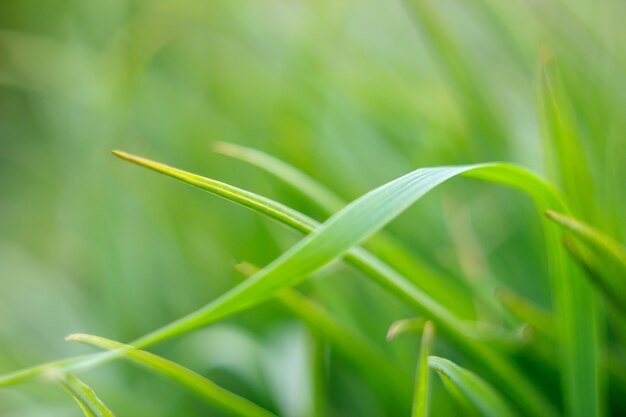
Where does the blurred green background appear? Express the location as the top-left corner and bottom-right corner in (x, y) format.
(1, 0), (625, 416)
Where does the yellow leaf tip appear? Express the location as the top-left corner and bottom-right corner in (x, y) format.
(386, 325), (399, 341)
(386, 317), (426, 341)
(112, 150), (139, 164)
(544, 209), (560, 220)
(212, 141), (240, 156)
(111, 150), (149, 166)
(65, 333), (86, 342)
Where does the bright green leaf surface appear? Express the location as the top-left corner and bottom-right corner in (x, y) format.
(57, 372), (115, 417)
(429, 356), (518, 417)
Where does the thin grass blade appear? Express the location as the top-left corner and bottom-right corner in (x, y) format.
(413, 321), (435, 417)
(215, 141), (477, 318)
(547, 210), (626, 315)
(429, 356), (518, 417)
(546, 210), (626, 268)
(112, 150), (476, 347)
(66, 334), (276, 417)
(109, 151), (578, 417)
(57, 372), (115, 417)
(0, 150), (587, 417)
(214, 141), (345, 213)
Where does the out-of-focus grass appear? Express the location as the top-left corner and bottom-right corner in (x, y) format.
(0, 0), (625, 416)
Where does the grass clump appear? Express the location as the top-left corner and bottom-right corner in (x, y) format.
(0, 1), (625, 416)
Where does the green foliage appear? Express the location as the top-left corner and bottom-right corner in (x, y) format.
(547, 210), (626, 314)
(0, 150), (585, 417)
(216, 141), (476, 319)
(1, 1), (625, 416)
(429, 357), (518, 417)
(67, 334), (276, 417)
(57, 372), (115, 417)
(414, 322), (435, 417)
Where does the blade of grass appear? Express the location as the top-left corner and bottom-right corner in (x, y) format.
(73, 400), (98, 417)
(214, 141), (345, 213)
(214, 141), (477, 319)
(210, 150), (595, 416)
(1, 151), (585, 417)
(387, 318), (427, 341)
(56, 372), (115, 417)
(108, 151), (568, 417)
(546, 210), (626, 269)
(384, 318), (437, 416)
(111, 150), (477, 348)
(414, 321), (435, 417)
(429, 356), (518, 417)
(547, 210), (626, 316)
(66, 334), (276, 417)
(561, 237), (626, 316)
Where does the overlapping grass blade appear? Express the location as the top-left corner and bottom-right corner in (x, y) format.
(166, 148), (598, 417)
(57, 372), (115, 417)
(214, 141), (345, 213)
(413, 322), (435, 417)
(546, 210), (626, 269)
(429, 356), (518, 417)
(66, 334), (276, 417)
(547, 210), (626, 313)
(110, 151), (571, 417)
(111, 150), (478, 348)
(1, 151), (589, 417)
(214, 141), (476, 318)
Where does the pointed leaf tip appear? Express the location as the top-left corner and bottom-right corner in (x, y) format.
(66, 334), (84, 342)
(111, 150), (146, 165)
(212, 141), (240, 155)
